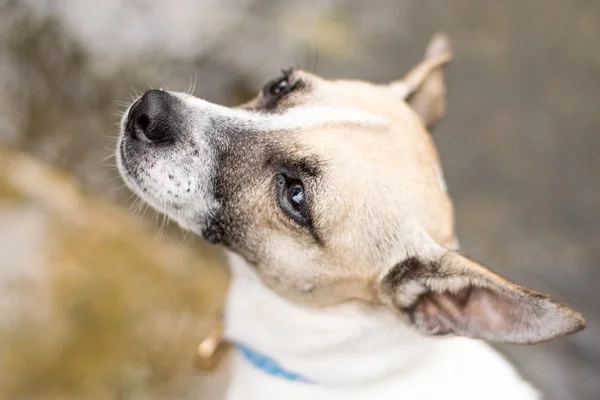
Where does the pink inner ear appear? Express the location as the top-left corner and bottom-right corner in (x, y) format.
(411, 287), (526, 339)
(384, 253), (585, 343)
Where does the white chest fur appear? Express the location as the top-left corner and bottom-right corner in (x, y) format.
(223, 252), (540, 400)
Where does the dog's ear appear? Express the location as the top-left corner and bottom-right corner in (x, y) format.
(390, 33), (452, 129)
(379, 250), (586, 344)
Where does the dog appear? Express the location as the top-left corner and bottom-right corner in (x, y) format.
(116, 34), (586, 399)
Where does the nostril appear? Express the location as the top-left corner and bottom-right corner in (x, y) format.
(136, 114), (149, 131)
(128, 112), (151, 143)
(133, 114), (151, 142)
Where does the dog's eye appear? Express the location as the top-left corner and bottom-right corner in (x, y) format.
(287, 182), (305, 211)
(276, 173), (309, 226)
(263, 69), (297, 99)
(267, 78), (290, 97)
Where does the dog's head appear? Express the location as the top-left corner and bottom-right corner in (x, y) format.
(117, 34), (585, 344)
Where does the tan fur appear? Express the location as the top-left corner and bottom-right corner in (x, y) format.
(234, 43), (455, 306)
(391, 33), (452, 127)
(117, 34), (585, 343)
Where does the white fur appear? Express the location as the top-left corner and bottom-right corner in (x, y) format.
(224, 252), (540, 400)
(173, 92), (389, 132)
(389, 81), (411, 100)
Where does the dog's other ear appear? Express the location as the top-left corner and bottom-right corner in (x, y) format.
(379, 250), (586, 344)
(390, 33), (452, 129)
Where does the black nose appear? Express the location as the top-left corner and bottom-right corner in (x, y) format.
(126, 90), (177, 143)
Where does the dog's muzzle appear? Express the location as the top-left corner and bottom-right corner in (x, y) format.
(117, 89), (221, 236)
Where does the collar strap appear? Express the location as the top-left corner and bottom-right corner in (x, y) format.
(235, 343), (314, 384)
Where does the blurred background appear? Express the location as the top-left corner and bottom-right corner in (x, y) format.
(0, 0), (598, 399)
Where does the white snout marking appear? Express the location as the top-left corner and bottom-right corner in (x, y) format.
(174, 92), (389, 132)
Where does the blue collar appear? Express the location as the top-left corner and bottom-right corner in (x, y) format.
(235, 343), (314, 384)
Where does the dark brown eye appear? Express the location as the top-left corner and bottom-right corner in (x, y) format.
(276, 173), (309, 226)
(263, 69), (297, 100)
(287, 182), (305, 211)
(268, 78), (289, 97)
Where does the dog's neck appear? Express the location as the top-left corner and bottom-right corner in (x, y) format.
(223, 252), (448, 386)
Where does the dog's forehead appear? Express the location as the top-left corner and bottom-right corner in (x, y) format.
(273, 73), (455, 252)
(288, 73), (442, 185)
(295, 71), (413, 117)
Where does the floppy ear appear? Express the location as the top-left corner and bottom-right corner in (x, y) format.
(379, 251), (586, 344)
(390, 33), (452, 129)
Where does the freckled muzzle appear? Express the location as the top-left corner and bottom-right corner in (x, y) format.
(117, 90), (222, 236)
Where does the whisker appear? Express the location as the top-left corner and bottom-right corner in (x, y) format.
(154, 212), (167, 242)
(157, 78), (168, 92)
(135, 196), (146, 214)
(185, 76), (192, 95)
(179, 227), (190, 245)
(312, 43), (319, 74)
(128, 195), (144, 217)
(114, 99), (132, 107)
(190, 73), (198, 95)
(128, 198), (140, 213)
(305, 42), (311, 73)
(101, 153), (116, 162)
(125, 191), (137, 203)
(109, 174), (125, 182)
(140, 203), (151, 219)
(108, 183), (128, 193)
(163, 215), (171, 240)
(130, 87), (141, 99)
